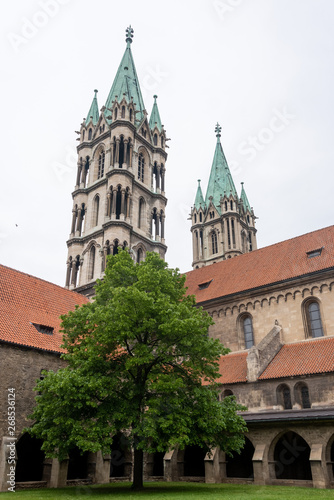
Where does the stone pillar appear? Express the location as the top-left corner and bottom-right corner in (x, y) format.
(204, 447), (223, 483)
(161, 168), (165, 192)
(126, 193), (131, 220)
(76, 163), (82, 187)
(112, 189), (117, 215)
(120, 189), (126, 217)
(310, 444), (330, 489)
(164, 449), (179, 482)
(123, 139), (128, 169)
(129, 143), (133, 169)
(65, 260), (72, 287)
(115, 139), (120, 167)
(71, 209), (77, 235)
(107, 192), (112, 217)
(155, 214), (159, 237)
(253, 443), (267, 485)
(161, 215), (165, 239)
(94, 452), (111, 484)
(49, 458), (68, 488)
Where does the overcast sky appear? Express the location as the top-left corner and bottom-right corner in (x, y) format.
(1, 0), (334, 286)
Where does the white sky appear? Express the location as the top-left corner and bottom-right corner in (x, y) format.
(1, 0), (334, 286)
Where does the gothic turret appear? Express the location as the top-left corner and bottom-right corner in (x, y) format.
(65, 27), (168, 298)
(190, 124), (257, 269)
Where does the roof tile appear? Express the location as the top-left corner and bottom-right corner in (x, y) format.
(0, 265), (89, 353)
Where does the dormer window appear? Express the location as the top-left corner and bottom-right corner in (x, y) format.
(198, 279), (213, 290)
(32, 323), (54, 335)
(306, 247), (323, 258)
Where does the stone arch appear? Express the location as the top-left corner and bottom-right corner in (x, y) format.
(226, 436), (254, 479)
(269, 296), (276, 305)
(67, 447), (90, 480)
(325, 434), (334, 482)
(320, 284), (329, 293)
(261, 298), (269, 308)
(110, 433), (131, 478)
(253, 300), (261, 310)
(302, 287), (311, 298)
(92, 193), (100, 227)
(329, 281), (334, 291)
(231, 305), (238, 315)
(218, 308), (225, 317)
(180, 444), (209, 477)
(271, 431), (311, 480)
(284, 292), (292, 302)
(246, 301), (253, 311)
(311, 285), (320, 296)
(294, 290), (302, 300)
(146, 451), (165, 477)
(16, 433), (45, 482)
(239, 303), (246, 313)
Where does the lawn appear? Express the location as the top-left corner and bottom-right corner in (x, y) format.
(1, 483), (334, 499)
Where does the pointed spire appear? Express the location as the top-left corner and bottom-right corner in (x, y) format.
(205, 123), (238, 211)
(194, 179), (205, 210)
(104, 26), (146, 126)
(86, 89), (99, 126)
(240, 182), (252, 212)
(149, 95), (162, 132)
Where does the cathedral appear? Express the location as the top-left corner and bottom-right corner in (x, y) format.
(0, 27), (334, 491)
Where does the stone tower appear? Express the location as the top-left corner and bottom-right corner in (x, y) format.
(190, 124), (257, 269)
(65, 27), (168, 298)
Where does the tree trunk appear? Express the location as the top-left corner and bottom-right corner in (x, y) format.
(131, 446), (144, 490)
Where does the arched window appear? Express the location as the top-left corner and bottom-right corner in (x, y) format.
(137, 248), (143, 263)
(223, 389), (233, 398)
(211, 232), (218, 254)
(114, 108), (118, 120)
(248, 232), (253, 251)
(307, 301), (324, 338)
(98, 152), (105, 179)
(129, 109), (133, 122)
(277, 384), (292, 410)
(199, 212), (202, 222)
(230, 200), (233, 210)
(225, 201), (228, 211)
(153, 133), (158, 146)
(82, 130), (85, 141)
(88, 128), (92, 140)
(119, 136), (124, 168)
(121, 106), (125, 118)
(113, 240), (119, 255)
(115, 186), (122, 219)
(301, 385), (311, 408)
(243, 316), (254, 349)
(194, 214), (197, 223)
(138, 153), (144, 182)
(88, 246), (95, 280)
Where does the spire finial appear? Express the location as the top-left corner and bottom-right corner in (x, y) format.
(94, 89), (98, 96)
(153, 94), (158, 102)
(215, 122), (222, 141)
(125, 25), (134, 46)
(197, 179), (201, 186)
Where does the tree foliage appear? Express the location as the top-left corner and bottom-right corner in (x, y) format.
(29, 251), (247, 488)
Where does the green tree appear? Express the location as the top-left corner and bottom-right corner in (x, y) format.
(29, 251), (247, 490)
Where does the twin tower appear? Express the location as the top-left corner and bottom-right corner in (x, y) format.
(65, 27), (257, 297)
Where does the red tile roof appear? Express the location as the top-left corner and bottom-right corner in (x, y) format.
(185, 226), (334, 303)
(0, 265), (89, 353)
(259, 336), (334, 380)
(216, 351), (248, 384)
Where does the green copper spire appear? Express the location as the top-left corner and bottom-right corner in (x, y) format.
(205, 123), (238, 211)
(240, 182), (252, 212)
(149, 95), (162, 131)
(86, 89), (99, 126)
(194, 179), (205, 210)
(104, 26), (146, 125)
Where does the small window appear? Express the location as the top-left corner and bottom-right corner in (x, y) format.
(283, 387), (292, 410)
(88, 128), (92, 140)
(301, 386), (311, 409)
(230, 201), (233, 210)
(222, 389), (233, 398)
(121, 106), (125, 118)
(211, 232), (218, 254)
(307, 248), (323, 258)
(114, 108), (118, 120)
(199, 212), (202, 222)
(307, 301), (324, 337)
(130, 109), (133, 122)
(194, 214), (197, 223)
(138, 153), (144, 182)
(225, 201), (228, 211)
(198, 279), (213, 290)
(153, 134), (158, 146)
(32, 323), (54, 335)
(243, 316), (254, 349)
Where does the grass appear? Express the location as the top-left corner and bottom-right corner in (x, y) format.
(1, 482), (334, 500)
